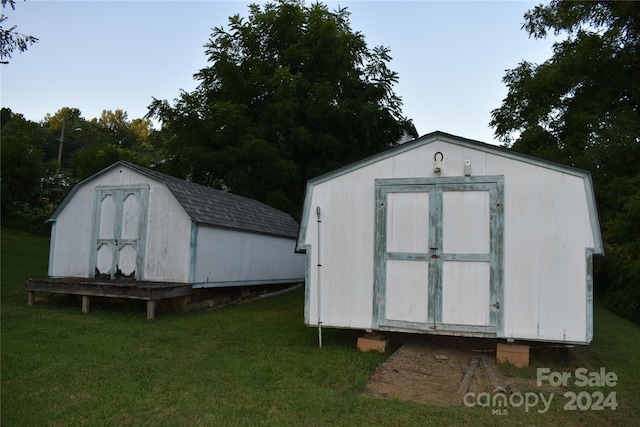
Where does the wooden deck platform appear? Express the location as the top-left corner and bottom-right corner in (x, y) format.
(25, 277), (192, 320)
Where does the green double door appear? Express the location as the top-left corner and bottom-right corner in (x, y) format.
(373, 177), (503, 336)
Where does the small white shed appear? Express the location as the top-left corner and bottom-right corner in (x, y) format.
(297, 131), (603, 345)
(47, 161), (305, 287)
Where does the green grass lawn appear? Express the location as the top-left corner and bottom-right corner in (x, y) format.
(2, 227), (639, 426)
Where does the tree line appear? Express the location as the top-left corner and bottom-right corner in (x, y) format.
(490, 1), (640, 323)
(2, 0), (638, 322)
(1, 107), (161, 230)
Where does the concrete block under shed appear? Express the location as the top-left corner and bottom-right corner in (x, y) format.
(357, 334), (388, 353)
(496, 343), (530, 368)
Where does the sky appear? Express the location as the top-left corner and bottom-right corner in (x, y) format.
(1, 0), (557, 145)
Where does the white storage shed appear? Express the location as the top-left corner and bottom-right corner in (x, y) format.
(297, 131), (603, 345)
(47, 161), (305, 287)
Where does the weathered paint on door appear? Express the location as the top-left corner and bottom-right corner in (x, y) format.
(384, 190), (431, 324)
(441, 190), (491, 327)
(91, 185), (149, 280)
(373, 176), (504, 336)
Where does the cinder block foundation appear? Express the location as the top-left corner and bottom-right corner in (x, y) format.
(357, 334), (388, 353)
(496, 343), (530, 368)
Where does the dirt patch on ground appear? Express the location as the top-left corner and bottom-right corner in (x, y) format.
(364, 335), (544, 406)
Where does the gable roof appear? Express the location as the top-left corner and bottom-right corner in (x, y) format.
(300, 130), (603, 253)
(309, 130), (595, 185)
(49, 161), (299, 239)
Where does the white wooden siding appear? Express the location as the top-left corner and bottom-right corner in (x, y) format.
(49, 182), (96, 277)
(301, 136), (600, 343)
(193, 226), (304, 286)
(142, 177), (191, 282)
(307, 163), (393, 329)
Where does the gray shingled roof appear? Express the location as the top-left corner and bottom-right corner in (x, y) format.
(51, 161), (299, 239)
(121, 162), (299, 238)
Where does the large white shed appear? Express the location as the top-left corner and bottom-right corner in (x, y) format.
(297, 131), (603, 345)
(47, 161), (305, 287)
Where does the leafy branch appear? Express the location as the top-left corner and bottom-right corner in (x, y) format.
(1, 0), (38, 64)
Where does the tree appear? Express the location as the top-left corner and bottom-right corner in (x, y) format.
(42, 107), (84, 169)
(0, 105), (160, 234)
(39, 108), (160, 182)
(0, 108), (45, 219)
(1, 0), (38, 64)
(94, 109), (145, 148)
(490, 1), (640, 321)
(148, 0), (411, 217)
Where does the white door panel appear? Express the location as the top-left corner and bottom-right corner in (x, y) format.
(442, 261), (490, 326)
(442, 191), (489, 254)
(386, 259), (430, 323)
(386, 192), (430, 253)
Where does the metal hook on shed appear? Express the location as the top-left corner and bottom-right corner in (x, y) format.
(434, 151), (444, 176)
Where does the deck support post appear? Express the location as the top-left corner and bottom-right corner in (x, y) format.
(27, 291), (35, 306)
(82, 296), (91, 314)
(146, 300), (156, 320)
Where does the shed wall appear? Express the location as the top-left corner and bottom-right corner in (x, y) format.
(301, 138), (598, 343)
(193, 226), (305, 287)
(49, 167), (192, 282)
(49, 182), (95, 277)
(142, 175), (191, 283)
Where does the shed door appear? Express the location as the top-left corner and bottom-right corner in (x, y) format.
(383, 190), (433, 325)
(92, 186), (148, 280)
(374, 177), (503, 335)
(441, 189), (492, 329)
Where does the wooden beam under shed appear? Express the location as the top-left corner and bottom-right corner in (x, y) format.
(24, 277), (192, 320)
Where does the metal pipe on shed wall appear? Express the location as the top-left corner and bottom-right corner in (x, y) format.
(316, 206), (323, 348)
